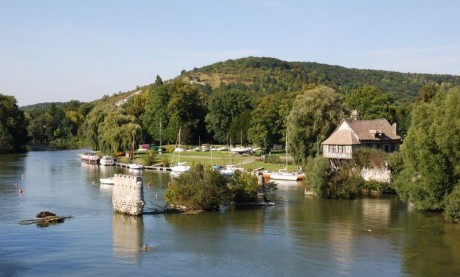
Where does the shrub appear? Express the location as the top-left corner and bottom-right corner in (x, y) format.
(352, 148), (388, 168)
(143, 150), (156, 166)
(444, 186), (460, 223)
(304, 157), (333, 198)
(228, 171), (261, 203)
(161, 156), (170, 167)
(165, 164), (230, 211)
(264, 154), (282, 164)
(329, 166), (364, 199)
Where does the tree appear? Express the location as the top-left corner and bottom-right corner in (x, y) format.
(166, 81), (208, 144)
(142, 80), (208, 145)
(228, 110), (252, 146)
(0, 94), (27, 153)
(394, 86), (460, 217)
(142, 82), (170, 144)
(248, 93), (294, 151)
(205, 89), (252, 143)
(344, 85), (395, 122)
(286, 86), (346, 165)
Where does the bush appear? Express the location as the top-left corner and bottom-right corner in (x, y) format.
(444, 186), (460, 223)
(165, 164), (230, 211)
(161, 156), (170, 167)
(329, 166), (364, 199)
(264, 154), (283, 164)
(228, 171), (260, 203)
(143, 150), (156, 166)
(305, 157), (333, 198)
(352, 148), (388, 168)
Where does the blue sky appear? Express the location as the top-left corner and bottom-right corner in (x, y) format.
(1, 0), (459, 106)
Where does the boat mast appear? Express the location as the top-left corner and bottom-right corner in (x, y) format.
(285, 133), (288, 170)
(159, 119), (162, 149)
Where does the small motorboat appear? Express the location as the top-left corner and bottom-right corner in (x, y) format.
(99, 156), (115, 166)
(128, 163), (144, 170)
(100, 177), (114, 185)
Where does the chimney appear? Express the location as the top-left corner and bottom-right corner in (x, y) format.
(392, 123), (397, 134)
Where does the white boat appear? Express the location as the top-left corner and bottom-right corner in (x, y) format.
(100, 177), (114, 185)
(79, 152), (100, 163)
(99, 156), (115, 166)
(268, 169), (304, 181)
(128, 163), (144, 170)
(170, 162), (190, 176)
(230, 147), (253, 155)
(170, 127), (190, 176)
(219, 165), (245, 176)
(268, 133), (304, 181)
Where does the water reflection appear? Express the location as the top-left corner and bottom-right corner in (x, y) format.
(112, 214), (144, 264)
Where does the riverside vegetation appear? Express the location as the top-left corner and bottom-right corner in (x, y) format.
(1, 57), (459, 222)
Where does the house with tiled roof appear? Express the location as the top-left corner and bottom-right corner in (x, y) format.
(322, 118), (401, 160)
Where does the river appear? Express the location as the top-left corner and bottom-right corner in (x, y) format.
(0, 149), (459, 277)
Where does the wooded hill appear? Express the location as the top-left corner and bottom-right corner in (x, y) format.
(178, 57), (460, 103)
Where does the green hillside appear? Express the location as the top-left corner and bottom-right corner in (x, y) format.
(179, 56), (460, 102)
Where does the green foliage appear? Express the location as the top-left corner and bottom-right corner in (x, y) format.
(190, 57), (460, 103)
(329, 166), (364, 199)
(165, 164), (230, 211)
(142, 80), (208, 145)
(305, 157), (369, 199)
(305, 157), (334, 198)
(444, 186), (460, 223)
(248, 93), (294, 151)
(228, 171), (261, 203)
(0, 94), (27, 153)
(160, 156), (170, 167)
(143, 150), (156, 166)
(287, 85), (346, 165)
(352, 148), (388, 169)
(394, 86), (460, 211)
(205, 89), (252, 143)
(81, 104), (142, 154)
(229, 109), (252, 145)
(387, 151), (404, 176)
(344, 85), (395, 121)
(263, 154), (282, 165)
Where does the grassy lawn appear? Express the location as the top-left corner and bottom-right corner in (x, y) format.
(122, 149), (302, 172)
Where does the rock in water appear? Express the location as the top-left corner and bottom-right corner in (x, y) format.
(36, 211), (56, 218)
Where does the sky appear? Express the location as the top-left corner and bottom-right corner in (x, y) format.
(1, 0), (459, 107)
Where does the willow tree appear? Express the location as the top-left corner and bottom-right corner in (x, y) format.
(286, 86), (346, 165)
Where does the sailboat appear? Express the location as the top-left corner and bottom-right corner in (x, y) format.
(268, 134), (304, 181)
(230, 131), (253, 154)
(170, 127), (190, 176)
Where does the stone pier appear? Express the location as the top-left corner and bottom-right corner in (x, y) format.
(112, 174), (144, 216)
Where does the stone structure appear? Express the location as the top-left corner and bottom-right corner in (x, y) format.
(112, 174), (144, 216)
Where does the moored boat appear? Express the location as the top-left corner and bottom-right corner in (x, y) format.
(100, 177), (114, 185)
(99, 156), (115, 166)
(170, 162), (190, 177)
(219, 164), (245, 176)
(79, 152), (100, 163)
(268, 168), (304, 181)
(128, 163), (144, 170)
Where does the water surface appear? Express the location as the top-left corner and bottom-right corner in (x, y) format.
(1, 150), (459, 276)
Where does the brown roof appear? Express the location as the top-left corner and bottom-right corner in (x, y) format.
(322, 129), (360, 145)
(347, 118), (400, 141)
(322, 118), (401, 145)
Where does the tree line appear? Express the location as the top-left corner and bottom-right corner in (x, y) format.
(1, 56), (458, 222)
